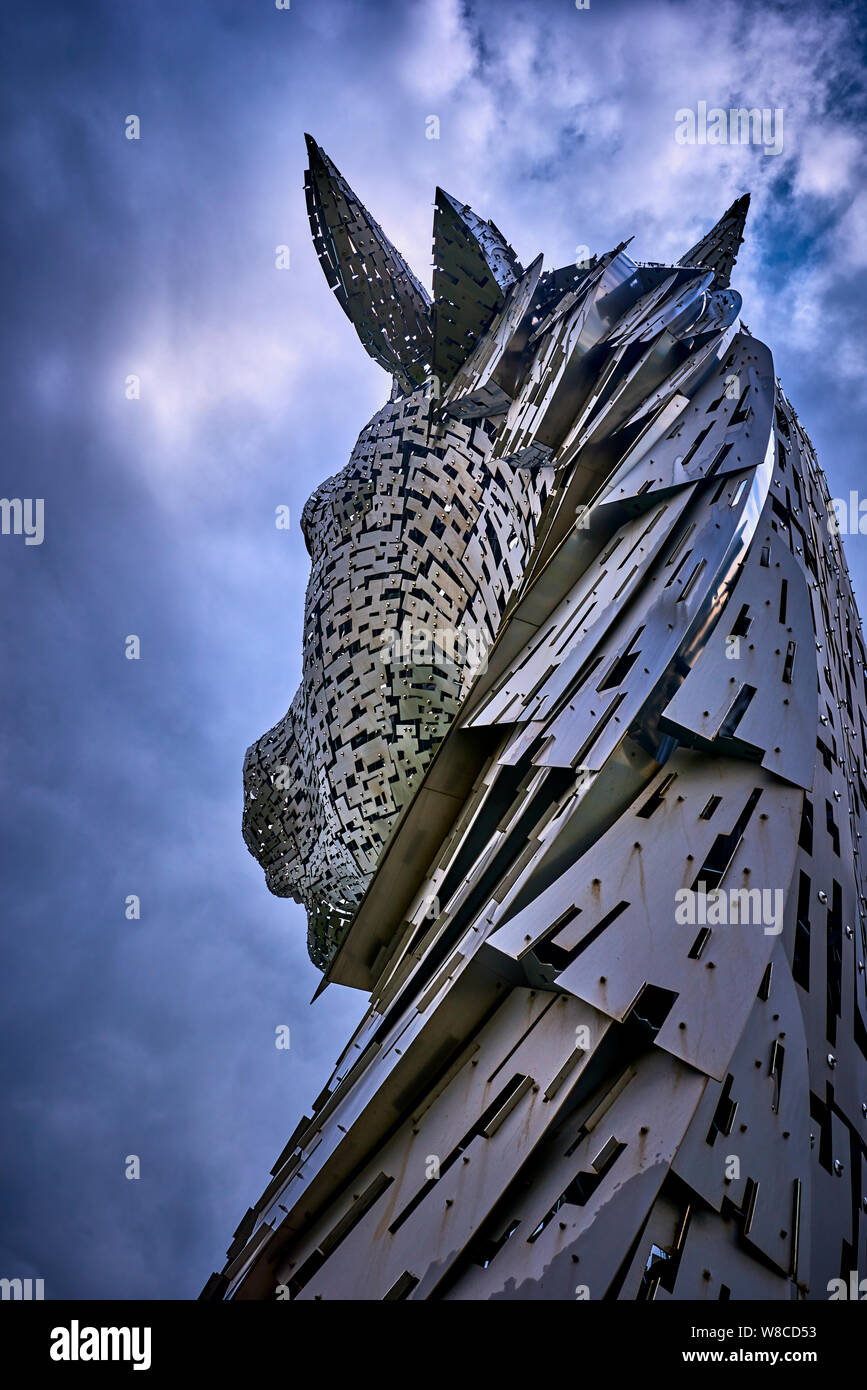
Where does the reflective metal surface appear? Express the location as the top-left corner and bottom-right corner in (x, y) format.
(207, 144), (867, 1302)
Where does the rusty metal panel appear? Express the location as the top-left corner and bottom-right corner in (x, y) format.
(671, 941), (811, 1275)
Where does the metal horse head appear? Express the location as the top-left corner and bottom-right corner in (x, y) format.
(242, 136), (750, 970)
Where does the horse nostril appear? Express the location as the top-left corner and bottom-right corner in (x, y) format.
(300, 486), (329, 557)
(300, 510), (315, 557)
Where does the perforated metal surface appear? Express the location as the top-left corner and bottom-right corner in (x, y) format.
(211, 144), (866, 1302)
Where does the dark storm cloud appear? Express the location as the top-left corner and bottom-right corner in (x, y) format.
(0, 0), (865, 1297)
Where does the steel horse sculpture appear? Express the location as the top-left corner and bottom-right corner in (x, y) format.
(203, 138), (867, 1301)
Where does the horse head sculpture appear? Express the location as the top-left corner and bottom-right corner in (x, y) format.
(242, 136), (750, 970)
(204, 137), (867, 1306)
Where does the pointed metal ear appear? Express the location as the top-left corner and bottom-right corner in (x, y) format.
(304, 135), (433, 393)
(679, 193), (750, 289)
(432, 189), (522, 387)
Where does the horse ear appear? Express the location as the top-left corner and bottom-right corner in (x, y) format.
(304, 135), (433, 393)
(432, 188), (522, 386)
(679, 193), (750, 288)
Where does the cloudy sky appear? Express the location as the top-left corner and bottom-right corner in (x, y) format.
(1, 0), (865, 1299)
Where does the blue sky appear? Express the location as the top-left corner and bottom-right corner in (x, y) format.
(1, 0), (865, 1298)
